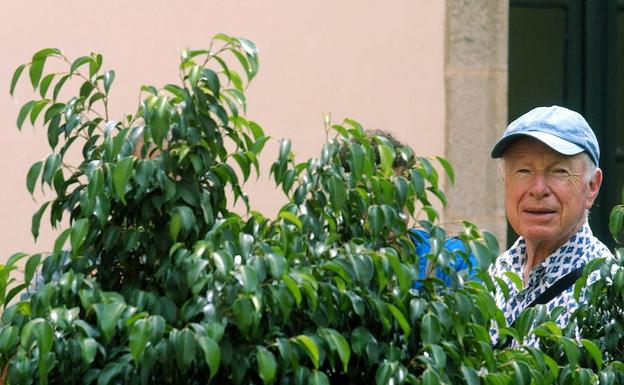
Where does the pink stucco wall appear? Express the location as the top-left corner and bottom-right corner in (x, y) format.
(0, 1), (445, 258)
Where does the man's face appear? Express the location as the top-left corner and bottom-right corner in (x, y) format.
(502, 137), (601, 247)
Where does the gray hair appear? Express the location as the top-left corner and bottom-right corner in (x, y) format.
(581, 152), (598, 182)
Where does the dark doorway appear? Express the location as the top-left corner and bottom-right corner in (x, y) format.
(508, 0), (624, 249)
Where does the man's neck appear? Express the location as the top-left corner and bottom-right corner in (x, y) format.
(521, 222), (586, 284)
(522, 247), (551, 284)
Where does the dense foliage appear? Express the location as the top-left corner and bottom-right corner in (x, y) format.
(2, 34), (624, 385)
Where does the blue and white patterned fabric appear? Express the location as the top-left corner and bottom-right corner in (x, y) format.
(489, 222), (613, 343)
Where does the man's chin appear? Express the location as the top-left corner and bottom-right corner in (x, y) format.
(519, 226), (558, 243)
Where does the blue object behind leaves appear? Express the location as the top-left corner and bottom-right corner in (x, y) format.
(410, 228), (477, 286)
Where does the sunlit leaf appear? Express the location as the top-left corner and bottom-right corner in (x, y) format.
(257, 346), (277, 385)
(294, 335), (320, 369)
(320, 328), (350, 373)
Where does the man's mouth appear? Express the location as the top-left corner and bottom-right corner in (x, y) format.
(524, 209), (557, 215)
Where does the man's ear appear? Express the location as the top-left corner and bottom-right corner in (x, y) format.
(586, 167), (603, 208)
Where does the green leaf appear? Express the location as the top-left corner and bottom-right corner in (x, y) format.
(512, 361), (530, 385)
(328, 176), (346, 210)
(29, 58), (46, 90)
(103, 70), (115, 94)
(42, 153), (61, 186)
(238, 37), (258, 57)
(88, 92), (106, 109)
(238, 265), (259, 292)
(429, 344), (447, 370)
(367, 205), (384, 235)
(581, 339), (603, 370)
(175, 328), (197, 372)
(70, 218), (90, 251)
(283, 274), (302, 306)
(6, 252), (28, 268)
(309, 371), (329, 385)
(129, 318), (151, 363)
(387, 304), (410, 339)
(232, 152), (251, 181)
(52, 229), (71, 258)
(561, 337), (579, 367)
(320, 328), (350, 373)
(17, 100), (35, 130)
(113, 157), (134, 203)
(34, 320), (54, 354)
(212, 251), (233, 275)
(422, 369), (440, 385)
(257, 346), (277, 385)
(421, 313), (441, 345)
(294, 335), (320, 369)
(266, 253), (286, 279)
(0, 326), (18, 354)
(33, 48), (62, 61)
(79, 338), (98, 365)
(279, 139), (291, 161)
(436, 156), (455, 184)
(89, 54), (102, 76)
(378, 144), (395, 175)
(202, 68), (220, 96)
(231, 50), (252, 81)
(150, 95), (170, 148)
(20, 319), (37, 349)
(97, 363), (123, 385)
(279, 210), (302, 229)
(24, 253), (42, 286)
(26, 161), (43, 194)
(232, 297), (255, 335)
(30, 100), (48, 124)
(375, 362), (395, 385)
(52, 74), (70, 101)
(70, 56), (93, 74)
(10, 64), (26, 96)
(198, 336), (221, 381)
(410, 170), (425, 197)
(609, 205), (624, 240)
(169, 212), (182, 241)
(461, 364), (480, 385)
(5, 284), (28, 307)
(93, 302), (125, 343)
(39, 73), (55, 98)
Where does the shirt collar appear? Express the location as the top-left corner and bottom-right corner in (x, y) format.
(499, 222), (593, 276)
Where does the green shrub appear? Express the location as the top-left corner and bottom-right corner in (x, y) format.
(2, 34), (624, 385)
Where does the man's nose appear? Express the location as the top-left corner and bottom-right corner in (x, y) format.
(528, 173), (551, 198)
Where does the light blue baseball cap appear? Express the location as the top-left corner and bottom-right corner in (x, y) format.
(491, 105), (600, 165)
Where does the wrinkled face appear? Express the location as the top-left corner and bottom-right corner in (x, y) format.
(502, 138), (601, 248)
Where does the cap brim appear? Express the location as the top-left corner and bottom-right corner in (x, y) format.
(491, 131), (585, 158)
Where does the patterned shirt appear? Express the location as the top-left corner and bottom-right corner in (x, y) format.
(489, 222), (613, 343)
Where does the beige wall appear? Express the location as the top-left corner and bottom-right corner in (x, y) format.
(0, 1), (446, 258)
(444, 0), (508, 245)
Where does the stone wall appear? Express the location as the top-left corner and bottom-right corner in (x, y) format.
(444, 1), (509, 246)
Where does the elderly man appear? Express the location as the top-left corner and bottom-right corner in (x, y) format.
(489, 105), (613, 341)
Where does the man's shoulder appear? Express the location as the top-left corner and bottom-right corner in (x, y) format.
(584, 230), (614, 261)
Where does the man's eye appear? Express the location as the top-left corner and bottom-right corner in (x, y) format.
(516, 169), (530, 174)
(554, 168), (570, 175)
